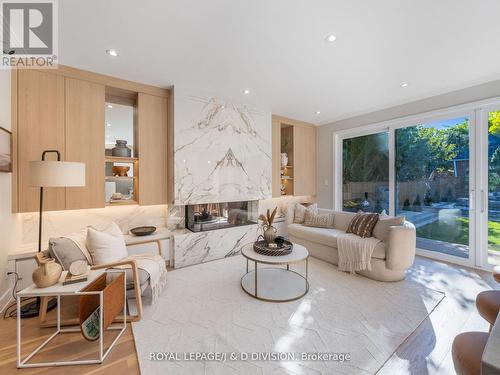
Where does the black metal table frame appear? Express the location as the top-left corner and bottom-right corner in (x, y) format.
(241, 255), (309, 302)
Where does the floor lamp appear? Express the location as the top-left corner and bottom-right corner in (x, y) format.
(20, 150), (85, 319)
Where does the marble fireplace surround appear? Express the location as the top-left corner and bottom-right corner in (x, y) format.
(174, 90), (272, 205)
(172, 196), (315, 268)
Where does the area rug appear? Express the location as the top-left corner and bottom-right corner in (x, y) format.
(132, 255), (444, 375)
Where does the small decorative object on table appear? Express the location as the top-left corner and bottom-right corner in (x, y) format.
(253, 239), (293, 256)
(32, 258), (62, 288)
(63, 260), (89, 285)
(130, 226), (157, 236)
(275, 236), (285, 246)
(259, 207), (278, 244)
(111, 139), (132, 157)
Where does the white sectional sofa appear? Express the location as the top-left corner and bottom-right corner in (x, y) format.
(286, 206), (416, 281)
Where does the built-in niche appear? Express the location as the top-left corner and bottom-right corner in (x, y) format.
(104, 89), (139, 205)
(280, 124), (294, 195)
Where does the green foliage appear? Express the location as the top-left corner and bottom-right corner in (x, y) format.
(343, 133), (388, 182)
(489, 111), (500, 136)
(395, 125), (460, 182)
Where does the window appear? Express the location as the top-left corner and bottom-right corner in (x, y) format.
(342, 132), (389, 213)
(395, 118), (470, 259)
(487, 110), (500, 265)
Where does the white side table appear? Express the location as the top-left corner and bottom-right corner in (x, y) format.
(16, 269), (127, 368)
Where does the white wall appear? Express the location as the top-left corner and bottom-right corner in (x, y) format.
(0, 70), (13, 308)
(317, 78), (500, 209)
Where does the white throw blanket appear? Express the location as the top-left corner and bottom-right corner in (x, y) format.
(113, 254), (168, 302)
(337, 233), (381, 273)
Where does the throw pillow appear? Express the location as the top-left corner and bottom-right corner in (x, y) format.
(293, 203), (318, 223)
(346, 213), (379, 238)
(372, 214), (405, 243)
(48, 236), (89, 271)
(86, 222), (128, 265)
(304, 212), (334, 228)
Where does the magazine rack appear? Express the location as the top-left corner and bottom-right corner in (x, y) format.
(80, 272), (125, 340)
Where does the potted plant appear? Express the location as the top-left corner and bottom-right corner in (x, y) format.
(259, 207), (278, 244)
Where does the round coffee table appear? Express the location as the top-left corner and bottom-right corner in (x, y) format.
(241, 242), (309, 302)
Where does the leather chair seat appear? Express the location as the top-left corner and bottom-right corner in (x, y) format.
(476, 290), (500, 326)
(452, 331), (489, 375)
(494, 266), (500, 283)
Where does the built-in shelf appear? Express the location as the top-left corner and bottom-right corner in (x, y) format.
(105, 176), (137, 180)
(281, 177), (294, 180)
(105, 156), (138, 163)
(106, 199), (138, 206)
(281, 165), (293, 168)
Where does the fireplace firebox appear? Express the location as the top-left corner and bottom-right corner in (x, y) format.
(186, 200), (258, 232)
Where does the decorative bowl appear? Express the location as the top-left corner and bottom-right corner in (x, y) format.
(130, 226), (157, 236)
(112, 166), (130, 177)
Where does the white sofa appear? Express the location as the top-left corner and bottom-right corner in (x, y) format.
(286, 207), (416, 282)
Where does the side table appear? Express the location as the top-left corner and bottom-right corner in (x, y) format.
(16, 269), (126, 368)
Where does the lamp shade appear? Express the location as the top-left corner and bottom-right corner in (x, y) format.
(29, 161), (86, 187)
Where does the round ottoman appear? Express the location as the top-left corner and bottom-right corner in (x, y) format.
(452, 331), (489, 375)
(476, 290), (500, 326)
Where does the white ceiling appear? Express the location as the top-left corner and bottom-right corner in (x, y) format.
(59, 0), (500, 125)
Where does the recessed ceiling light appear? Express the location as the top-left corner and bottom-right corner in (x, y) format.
(243, 89), (250, 95)
(106, 49), (119, 57)
(325, 34), (337, 43)
(401, 82), (409, 88)
(316, 111), (321, 115)
(106, 104), (113, 109)
(106, 123), (111, 127)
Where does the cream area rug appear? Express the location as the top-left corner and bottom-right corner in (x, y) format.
(132, 255), (444, 375)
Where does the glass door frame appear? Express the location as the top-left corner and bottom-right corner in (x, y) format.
(478, 105), (500, 269)
(334, 109), (478, 268)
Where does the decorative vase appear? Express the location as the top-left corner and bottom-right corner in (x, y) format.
(111, 140), (131, 157)
(32, 259), (62, 288)
(280, 153), (288, 168)
(263, 225), (277, 244)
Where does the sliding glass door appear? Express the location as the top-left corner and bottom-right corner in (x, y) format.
(342, 132), (389, 213)
(485, 109), (500, 266)
(395, 117), (471, 260)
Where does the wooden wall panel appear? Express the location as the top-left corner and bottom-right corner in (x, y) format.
(137, 93), (168, 205)
(17, 70), (65, 212)
(272, 118), (281, 197)
(293, 125), (317, 196)
(65, 78), (105, 209)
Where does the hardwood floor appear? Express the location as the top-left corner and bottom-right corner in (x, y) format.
(0, 296), (140, 374)
(379, 256), (496, 375)
(0, 257), (496, 375)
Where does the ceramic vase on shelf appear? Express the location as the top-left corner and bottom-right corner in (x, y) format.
(111, 140), (132, 157)
(280, 153), (288, 168)
(32, 259), (62, 288)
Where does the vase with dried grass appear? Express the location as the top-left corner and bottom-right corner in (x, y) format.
(259, 207), (278, 244)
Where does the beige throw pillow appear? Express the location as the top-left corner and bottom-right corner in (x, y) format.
(372, 214), (405, 243)
(346, 213), (379, 238)
(293, 203), (318, 224)
(304, 212), (334, 228)
(86, 222), (128, 265)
